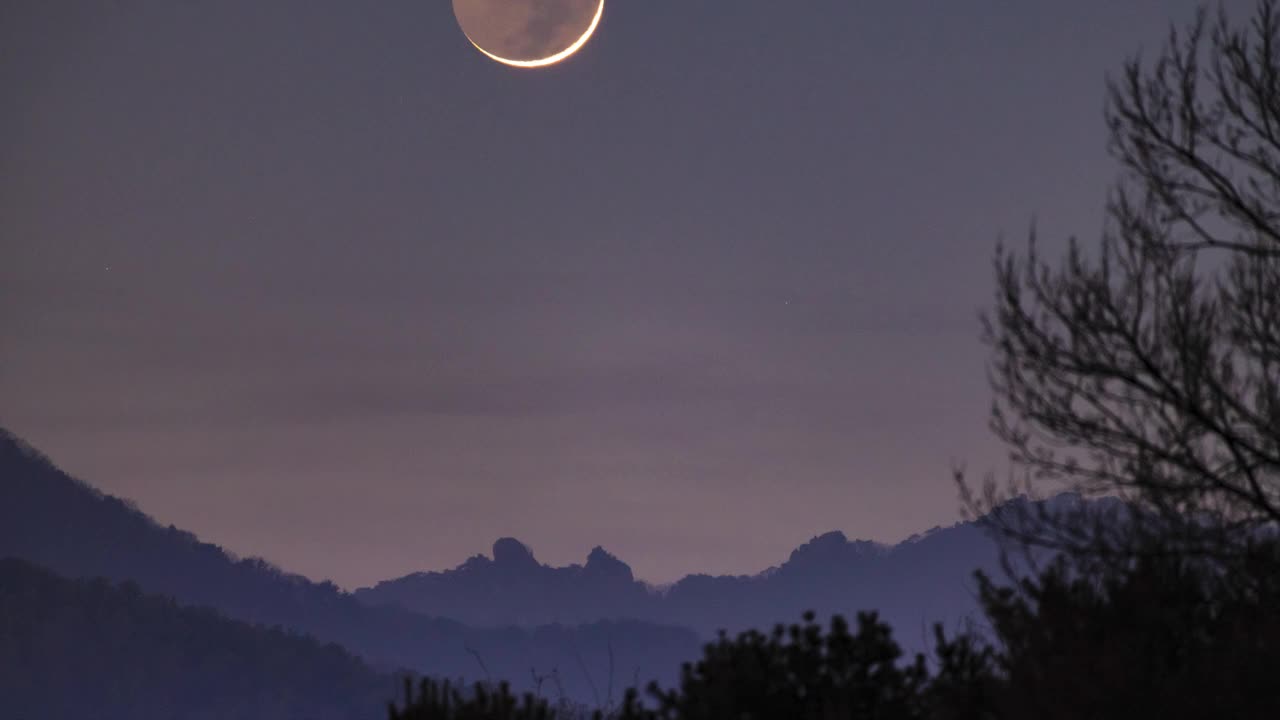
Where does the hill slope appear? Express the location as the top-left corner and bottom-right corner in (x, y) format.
(0, 557), (396, 720)
(0, 428), (699, 702)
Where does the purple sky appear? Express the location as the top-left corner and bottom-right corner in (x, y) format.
(1, 0), (1205, 589)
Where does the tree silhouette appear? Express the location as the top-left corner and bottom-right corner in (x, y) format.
(968, 0), (1280, 564)
(387, 612), (1015, 720)
(619, 612), (934, 720)
(956, 5), (1280, 713)
(974, 538), (1280, 719)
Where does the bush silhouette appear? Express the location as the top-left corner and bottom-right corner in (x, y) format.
(385, 611), (1008, 720)
(389, 677), (564, 720)
(621, 611), (930, 720)
(977, 544), (1280, 719)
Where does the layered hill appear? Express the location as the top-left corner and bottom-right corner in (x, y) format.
(0, 422), (1020, 703)
(356, 522), (1003, 644)
(0, 428), (699, 702)
(0, 557), (397, 720)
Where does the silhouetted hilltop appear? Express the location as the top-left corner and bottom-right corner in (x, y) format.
(658, 524), (999, 642)
(357, 537), (653, 627)
(358, 523), (1005, 645)
(0, 428), (699, 703)
(0, 557), (396, 720)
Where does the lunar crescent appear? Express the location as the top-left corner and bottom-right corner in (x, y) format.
(455, 0), (604, 69)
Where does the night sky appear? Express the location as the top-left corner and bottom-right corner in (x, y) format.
(1, 1), (1205, 588)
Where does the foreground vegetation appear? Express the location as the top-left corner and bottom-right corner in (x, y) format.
(390, 541), (1280, 719)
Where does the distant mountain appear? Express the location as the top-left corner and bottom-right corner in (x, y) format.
(0, 557), (397, 720)
(661, 524), (1001, 643)
(357, 526), (1005, 645)
(357, 538), (654, 628)
(0, 428), (700, 703)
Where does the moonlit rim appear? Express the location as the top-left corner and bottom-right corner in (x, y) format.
(462, 0), (604, 68)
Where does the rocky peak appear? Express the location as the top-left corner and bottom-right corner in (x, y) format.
(491, 537), (537, 567)
(784, 531), (881, 571)
(583, 546), (633, 582)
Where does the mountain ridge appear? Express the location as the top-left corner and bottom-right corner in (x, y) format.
(354, 516), (1006, 642)
(0, 427), (699, 703)
(0, 422), (1027, 694)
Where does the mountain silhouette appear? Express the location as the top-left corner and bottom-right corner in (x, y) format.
(356, 537), (654, 628)
(0, 428), (699, 703)
(357, 523), (1006, 647)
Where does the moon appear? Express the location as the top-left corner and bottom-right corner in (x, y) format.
(452, 0), (604, 68)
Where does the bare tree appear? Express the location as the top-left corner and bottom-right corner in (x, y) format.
(969, 1), (1280, 563)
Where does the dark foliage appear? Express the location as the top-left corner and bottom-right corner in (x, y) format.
(388, 678), (569, 720)
(0, 557), (399, 720)
(390, 611), (1007, 720)
(623, 611), (932, 720)
(977, 539), (1280, 719)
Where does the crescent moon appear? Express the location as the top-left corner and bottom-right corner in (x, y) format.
(460, 0), (604, 69)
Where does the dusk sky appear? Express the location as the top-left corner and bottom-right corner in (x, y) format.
(2, 0), (1207, 589)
